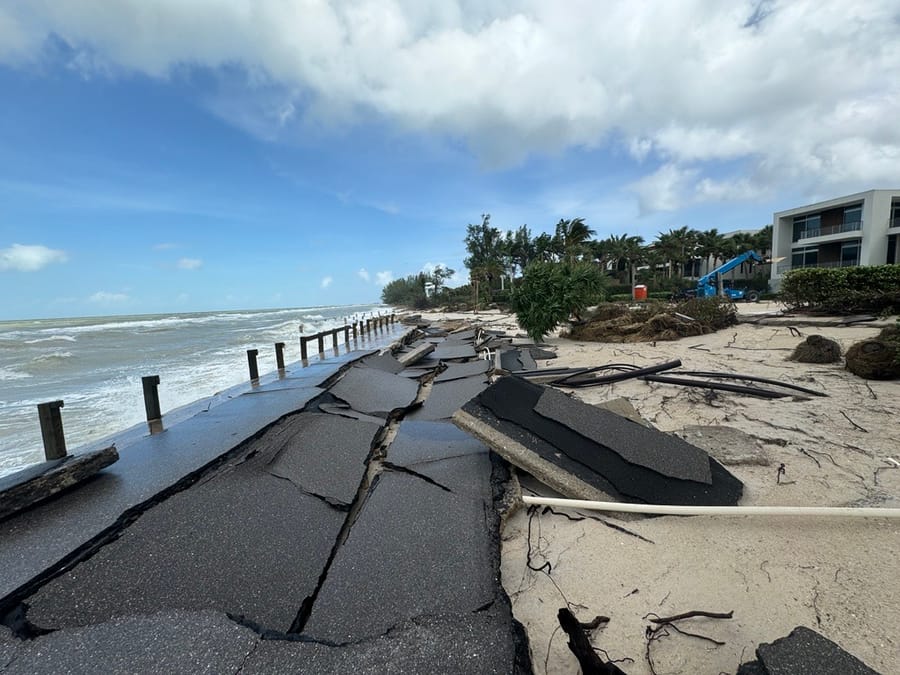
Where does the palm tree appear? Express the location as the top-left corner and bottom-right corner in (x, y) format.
(600, 234), (645, 285)
(696, 229), (727, 276)
(656, 227), (688, 279)
(554, 218), (596, 264)
(753, 224), (773, 256)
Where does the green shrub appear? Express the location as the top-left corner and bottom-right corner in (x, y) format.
(780, 265), (900, 314)
(511, 261), (607, 341)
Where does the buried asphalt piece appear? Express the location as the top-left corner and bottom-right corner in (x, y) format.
(24, 412), (380, 633)
(678, 425), (772, 466)
(475, 376), (742, 506)
(749, 625), (880, 674)
(328, 365), (420, 416)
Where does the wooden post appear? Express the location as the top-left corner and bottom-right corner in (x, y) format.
(300, 335), (308, 361)
(37, 400), (67, 460)
(352, 322), (358, 339)
(247, 349), (259, 381)
(331, 329), (339, 350)
(317, 332), (325, 355)
(275, 342), (286, 371)
(366, 318), (371, 334)
(344, 326), (350, 344)
(142, 375), (163, 434)
(390, 313), (395, 324)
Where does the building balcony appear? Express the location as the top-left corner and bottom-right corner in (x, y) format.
(793, 220), (862, 242)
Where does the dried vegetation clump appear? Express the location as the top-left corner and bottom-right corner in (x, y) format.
(844, 323), (900, 379)
(788, 335), (842, 364)
(565, 297), (738, 343)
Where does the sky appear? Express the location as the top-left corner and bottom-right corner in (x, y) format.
(1, 0), (898, 319)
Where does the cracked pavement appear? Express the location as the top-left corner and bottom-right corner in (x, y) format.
(0, 326), (530, 673)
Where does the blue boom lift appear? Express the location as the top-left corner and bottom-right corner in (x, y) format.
(694, 250), (764, 302)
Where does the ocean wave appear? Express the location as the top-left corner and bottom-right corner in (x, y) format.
(0, 367), (31, 381)
(24, 335), (78, 344)
(29, 351), (74, 363)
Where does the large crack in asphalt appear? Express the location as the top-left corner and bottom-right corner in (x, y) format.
(0, 417), (287, 639)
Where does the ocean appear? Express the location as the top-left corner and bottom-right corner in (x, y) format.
(0, 303), (389, 478)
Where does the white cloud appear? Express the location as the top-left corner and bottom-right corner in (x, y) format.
(357, 267), (370, 282)
(176, 257), (203, 270)
(320, 275), (333, 289)
(3, 1), (899, 207)
(375, 271), (393, 286)
(0, 243), (68, 271)
(89, 290), (129, 303)
(153, 242), (178, 251)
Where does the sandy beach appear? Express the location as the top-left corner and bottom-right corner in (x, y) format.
(412, 304), (900, 674)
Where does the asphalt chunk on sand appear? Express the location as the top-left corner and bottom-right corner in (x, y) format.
(475, 376), (742, 506)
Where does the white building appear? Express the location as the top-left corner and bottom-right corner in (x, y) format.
(770, 189), (900, 288)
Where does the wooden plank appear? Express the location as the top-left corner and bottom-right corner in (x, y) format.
(0, 446), (119, 521)
(395, 342), (435, 367)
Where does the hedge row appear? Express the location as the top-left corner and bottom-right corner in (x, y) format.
(779, 265), (900, 314)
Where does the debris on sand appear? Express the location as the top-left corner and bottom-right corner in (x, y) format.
(739, 625), (880, 675)
(788, 334), (842, 364)
(845, 339), (900, 380)
(566, 298), (737, 343)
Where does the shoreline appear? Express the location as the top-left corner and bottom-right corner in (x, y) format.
(0, 304), (395, 479)
(409, 304), (900, 673)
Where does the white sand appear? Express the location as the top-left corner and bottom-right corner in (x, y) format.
(411, 305), (900, 674)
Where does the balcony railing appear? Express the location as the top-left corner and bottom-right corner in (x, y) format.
(794, 220), (862, 242)
(890, 218), (900, 230)
(776, 259), (859, 275)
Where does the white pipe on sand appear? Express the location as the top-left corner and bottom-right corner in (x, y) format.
(522, 495), (900, 519)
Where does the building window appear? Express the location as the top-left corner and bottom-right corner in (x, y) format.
(791, 246), (818, 269)
(892, 202), (900, 228)
(843, 204), (862, 225)
(888, 235), (898, 265)
(840, 241), (860, 267)
(792, 214), (821, 241)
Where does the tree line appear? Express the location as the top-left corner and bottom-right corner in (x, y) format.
(381, 215), (772, 308)
(463, 215), (772, 292)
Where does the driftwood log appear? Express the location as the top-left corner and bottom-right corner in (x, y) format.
(558, 607), (628, 675)
(0, 446), (119, 520)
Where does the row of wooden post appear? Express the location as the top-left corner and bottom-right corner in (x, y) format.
(298, 313), (395, 361)
(33, 313), (397, 463)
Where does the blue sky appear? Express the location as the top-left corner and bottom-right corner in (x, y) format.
(1, 1), (898, 319)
